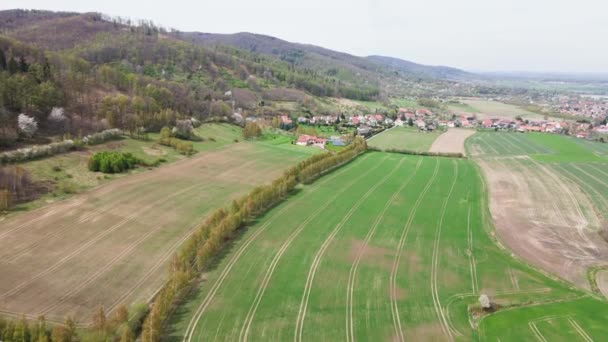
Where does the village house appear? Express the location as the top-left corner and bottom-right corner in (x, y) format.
(280, 115), (293, 125)
(357, 125), (372, 136)
(297, 116), (309, 124)
(296, 135), (326, 149)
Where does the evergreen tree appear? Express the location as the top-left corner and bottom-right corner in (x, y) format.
(0, 49), (6, 71)
(18, 56), (29, 73)
(7, 57), (19, 74)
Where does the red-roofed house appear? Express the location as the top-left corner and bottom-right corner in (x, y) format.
(296, 135), (326, 149)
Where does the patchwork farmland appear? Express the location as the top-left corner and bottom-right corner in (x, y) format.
(0, 141), (313, 322)
(164, 151), (608, 341)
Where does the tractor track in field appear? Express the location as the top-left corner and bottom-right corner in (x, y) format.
(466, 205), (479, 294)
(568, 317), (594, 342)
(239, 156), (393, 342)
(494, 133), (526, 155)
(430, 159), (459, 341)
(570, 164), (608, 190)
(345, 158), (420, 342)
(0, 199), (84, 240)
(0, 182), (202, 300)
(294, 156), (400, 342)
(528, 321), (547, 342)
(182, 154), (372, 342)
(40, 155), (289, 318)
(555, 165), (608, 211)
(1, 186), (151, 264)
(389, 158), (440, 342)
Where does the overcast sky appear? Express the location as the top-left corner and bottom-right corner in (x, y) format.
(2, 0), (607, 73)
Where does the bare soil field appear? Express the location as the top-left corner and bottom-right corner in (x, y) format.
(475, 156), (608, 289)
(0, 142), (307, 323)
(428, 128), (475, 155)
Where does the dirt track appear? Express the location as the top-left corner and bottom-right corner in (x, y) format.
(0, 143), (304, 323)
(429, 128), (475, 155)
(476, 156), (608, 289)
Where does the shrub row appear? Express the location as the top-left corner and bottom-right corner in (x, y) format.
(83, 129), (123, 145)
(88, 151), (142, 174)
(0, 140), (75, 165)
(368, 146), (465, 159)
(158, 137), (194, 155)
(140, 137), (368, 341)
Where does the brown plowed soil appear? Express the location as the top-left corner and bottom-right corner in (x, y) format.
(476, 156), (608, 289)
(0, 143), (305, 323)
(429, 129), (476, 155)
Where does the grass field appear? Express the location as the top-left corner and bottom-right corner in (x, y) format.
(0, 135), (316, 322)
(5, 124), (244, 214)
(467, 132), (554, 156)
(368, 127), (442, 152)
(164, 151), (608, 341)
(452, 98), (542, 120)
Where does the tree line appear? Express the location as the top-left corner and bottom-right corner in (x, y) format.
(140, 137), (367, 341)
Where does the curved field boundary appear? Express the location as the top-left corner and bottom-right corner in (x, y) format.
(293, 156), (405, 342)
(239, 156), (396, 342)
(182, 154), (373, 342)
(345, 158), (422, 342)
(390, 158), (440, 342)
(430, 160), (459, 341)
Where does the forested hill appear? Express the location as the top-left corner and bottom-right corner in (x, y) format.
(174, 31), (472, 82)
(0, 9), (469, 148)
(366, 55), (472, 80)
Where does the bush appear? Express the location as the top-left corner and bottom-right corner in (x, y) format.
(82, 129), (122, 146)
(88, 151), (142, 173)
(158, 137), (194, 155)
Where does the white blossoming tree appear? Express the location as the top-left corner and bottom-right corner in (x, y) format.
(48, 107), (69, 133)
(479, 294), (491, 309)
(17, 113), (38, 137)
(48, 107), (67, 123)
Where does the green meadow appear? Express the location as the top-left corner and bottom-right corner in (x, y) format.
(368, 127), (443, 152)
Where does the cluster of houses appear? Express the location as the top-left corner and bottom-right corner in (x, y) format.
(476, 117), (608, 139)
(553, 95), (608, 120)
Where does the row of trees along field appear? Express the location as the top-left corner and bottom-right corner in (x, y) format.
(0, 303), (148, 342)
(0, 17), (380, 148)
(140, 137), (367, 341)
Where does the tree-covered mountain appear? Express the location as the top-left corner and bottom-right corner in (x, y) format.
(0, 9), (472, 147)
(366, 55), (472, 80)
